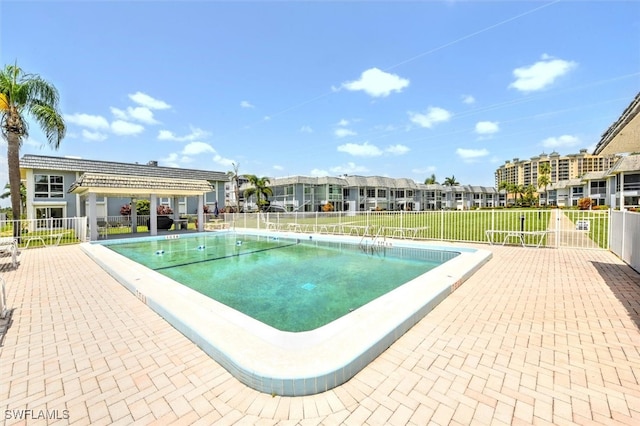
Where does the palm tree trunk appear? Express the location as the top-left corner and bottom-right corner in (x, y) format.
(7, 130), (22, 239)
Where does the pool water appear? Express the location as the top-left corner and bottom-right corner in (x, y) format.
(105, 233), (459, 331)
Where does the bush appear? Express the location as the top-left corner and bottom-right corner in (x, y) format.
(577, 198), (593, 210)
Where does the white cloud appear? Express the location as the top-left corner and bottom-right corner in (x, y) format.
(213, 153), (235, 168)
(81, 129), (108, 142)
(456, 148), (489, 162)
(129, 92), (171, 110)
(181, 142), (215, 155)
(541, 134), (580, 149)
(273, 165), (284, 171)
(64, 113), (109, 130)
(240, 101), (254, 109)
(475, 121), (500, 135)
(337, 119), (350, 126)
(462, 95), (476, 105)
(330, 162), (369, 175)
(412, 166), (436, 174)
(300, 125), (313, 133)
(161, 153), (180, 167)
(385, 144), (410, 155)
(408, 107), (452, 128)
(335, 128), (357, 138)
(111, 120), (144, 136)
(337, 142), (383, 157)
(157, 127), (210, 142)
(509, 54), (577, 92)
(310, 168), (329, 177)
(111, 106), (158, 125)
(342, 67), (410, 98)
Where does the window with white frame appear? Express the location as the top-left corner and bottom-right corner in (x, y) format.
(590, 180), (606, 196)
(35, 174), (64, 198)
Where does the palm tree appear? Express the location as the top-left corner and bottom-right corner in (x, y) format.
(0, 182), (26, 215)
(227, 162), (240, 213)
(424, 174), (438, 185)
(537, 162), (551, 206)
(514, 184), (525, 206)
(498, 181), (514, 206)
(0, 63), (65, 237)
(243, 175), (273, 211)
(443, 175), (459, 186)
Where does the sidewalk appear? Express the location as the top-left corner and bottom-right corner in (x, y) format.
(1, 244), (639, 425)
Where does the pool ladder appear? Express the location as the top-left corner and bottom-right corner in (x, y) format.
(0, 275), (8, 319)
(359, 225), (386, 254)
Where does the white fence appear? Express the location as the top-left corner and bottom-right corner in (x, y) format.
(610, 210), (640, 273)
(0, 209), (614, 251)
(226, 209), (610, 250)
(0, 217), (87, 248)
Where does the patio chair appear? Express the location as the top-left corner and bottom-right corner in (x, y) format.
(0, 237), (18, 268)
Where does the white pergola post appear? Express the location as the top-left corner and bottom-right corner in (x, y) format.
(88, 193), (98, 241)
(172, 196), (180, 222)
(150, 194), (158, 236)
(197, 194), (204, 232)
(131, 198), (138, 233)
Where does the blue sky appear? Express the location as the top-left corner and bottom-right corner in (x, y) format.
(1, 0), (639, 202)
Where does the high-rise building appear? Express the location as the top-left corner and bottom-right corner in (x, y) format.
(495, 149), (620, 188)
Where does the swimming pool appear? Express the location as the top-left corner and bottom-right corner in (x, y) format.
(103, 233), (459, 332)
(82, 230), (492, 396)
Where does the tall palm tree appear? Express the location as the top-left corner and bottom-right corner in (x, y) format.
(227, 162), (240, 213)
(243, 175), (273, 211)
(498, 181), (513, 206)
(0, 63), (65, 237)
(537, 162), (551, 206)
(424, 174), (438, 185)
(443, 175), (459, 186)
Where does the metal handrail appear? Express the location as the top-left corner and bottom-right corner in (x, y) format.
(0, 275), (8, 319)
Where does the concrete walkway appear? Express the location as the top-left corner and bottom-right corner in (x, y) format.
(1, 244), (639, 425)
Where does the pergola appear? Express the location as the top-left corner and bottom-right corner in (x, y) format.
(69, 172), (214, 241)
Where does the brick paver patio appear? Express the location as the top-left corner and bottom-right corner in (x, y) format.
(1, 243), (639, 425)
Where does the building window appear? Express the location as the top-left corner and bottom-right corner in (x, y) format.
(343, 188), (350, 197)
(35, 174), (64, 198)
(396, 190), (405, 198)
(377, 189), (386, 198)
(35, 206), (65, 228)
(366, 189), (376, 198)
(285, 185), (294, 196)
(590, 180), (606, 195)
(406, 190), (413, 197)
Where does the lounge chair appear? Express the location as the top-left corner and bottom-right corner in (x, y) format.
(0, 237), (18, 268)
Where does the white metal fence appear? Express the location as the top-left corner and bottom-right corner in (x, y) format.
(225, 209), (610, 250)
(610, 210), (640, 272)
(0, 209), (613, 250)
(0, 217), (87, 248)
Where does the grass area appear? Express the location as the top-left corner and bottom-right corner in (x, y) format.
(257, 209), (556, 246)
(562, 210), (609, 249)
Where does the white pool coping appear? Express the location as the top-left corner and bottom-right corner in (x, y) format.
(81, 230), (492, 396)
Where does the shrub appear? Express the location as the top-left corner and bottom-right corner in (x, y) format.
(577, 197), (593, 210)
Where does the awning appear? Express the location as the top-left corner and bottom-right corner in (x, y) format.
(68, 172), (214, 197)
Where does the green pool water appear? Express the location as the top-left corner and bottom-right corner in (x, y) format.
(105, 233), (459, 331)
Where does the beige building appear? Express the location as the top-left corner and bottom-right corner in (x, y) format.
(494, 149), (619, 188)
(593, 92), (640, 156)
